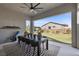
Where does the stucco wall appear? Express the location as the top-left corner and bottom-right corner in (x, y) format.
(77, 4), (79, 48)
(0, 6), (29, 44)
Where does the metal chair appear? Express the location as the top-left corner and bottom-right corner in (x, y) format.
(18, 36), (38, 56)
(18, 36), (31, 55)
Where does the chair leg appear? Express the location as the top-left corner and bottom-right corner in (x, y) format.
(42, 43), (44, 50)
(24, 44), (28, 55)
(28, 45), (31, 55)
(24, 44), (30, 55)
(33, 47), (36, 56)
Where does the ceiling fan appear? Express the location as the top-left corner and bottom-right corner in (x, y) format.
(21, 3), (43, 14)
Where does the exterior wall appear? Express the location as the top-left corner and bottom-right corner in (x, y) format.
(77, 4), (79, 48)
(0, 7), (26, 29)
(0, 6), (29, 44)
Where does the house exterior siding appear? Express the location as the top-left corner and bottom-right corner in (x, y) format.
(41, 22), (70, 34)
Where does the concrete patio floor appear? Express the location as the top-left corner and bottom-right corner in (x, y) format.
(0, 38), (79, 56)
(49, 40), (79, 56)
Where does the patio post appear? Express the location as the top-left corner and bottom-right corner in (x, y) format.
(30, 18), (34, 34)
(72, 4), (77, 48)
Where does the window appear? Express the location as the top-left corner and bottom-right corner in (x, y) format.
(48, 26), (51, 29)
(53, 26), (55, 28)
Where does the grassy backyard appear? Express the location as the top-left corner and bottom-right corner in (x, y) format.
(42, 32), (71, 44)
(26, 28), (72, 44)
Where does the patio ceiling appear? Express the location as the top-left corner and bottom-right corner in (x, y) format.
(0, 3), (63, 17)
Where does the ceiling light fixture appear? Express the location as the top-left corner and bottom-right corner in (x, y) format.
(30, 9), (37, 14)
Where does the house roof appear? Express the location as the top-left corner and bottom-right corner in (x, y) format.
(41, 22), (68, 27)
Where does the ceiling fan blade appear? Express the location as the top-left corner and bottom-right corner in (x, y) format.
(34, 8), (43, 9)
(33, 3), (40, 8)
(23, 3), (30, 8)
(31, 3), (33, 8)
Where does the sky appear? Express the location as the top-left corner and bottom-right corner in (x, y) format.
(34, 12), (71, 28)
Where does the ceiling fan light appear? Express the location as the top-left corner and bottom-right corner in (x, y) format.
(30, 9), (37, 14)
(30, 9), (34, 12)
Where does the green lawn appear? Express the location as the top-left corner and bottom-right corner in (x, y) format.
(26, 28), (72, 44)
(42, 32), (72, 44)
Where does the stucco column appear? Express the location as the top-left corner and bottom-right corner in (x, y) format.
(72, 4), (77, 48)
(77, 4), (79, 48)
(30, 19), (34, 33)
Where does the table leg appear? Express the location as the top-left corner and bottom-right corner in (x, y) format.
(37, 43), (41, 56)
(46, 39), (48, 50)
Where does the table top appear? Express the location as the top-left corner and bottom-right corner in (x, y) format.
(25, 36), (48, 43)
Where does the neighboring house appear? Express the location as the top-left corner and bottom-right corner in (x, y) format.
(41, 22), (70, 34)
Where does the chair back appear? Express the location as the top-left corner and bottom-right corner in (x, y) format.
(30, 40), (38, 47)
(18, 36), (30, 45)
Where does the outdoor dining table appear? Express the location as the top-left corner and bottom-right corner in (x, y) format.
(18, 35), (48, 56)
(26, 35), (48, 56)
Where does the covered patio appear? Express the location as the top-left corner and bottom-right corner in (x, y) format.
(0, 3), (78, 56)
